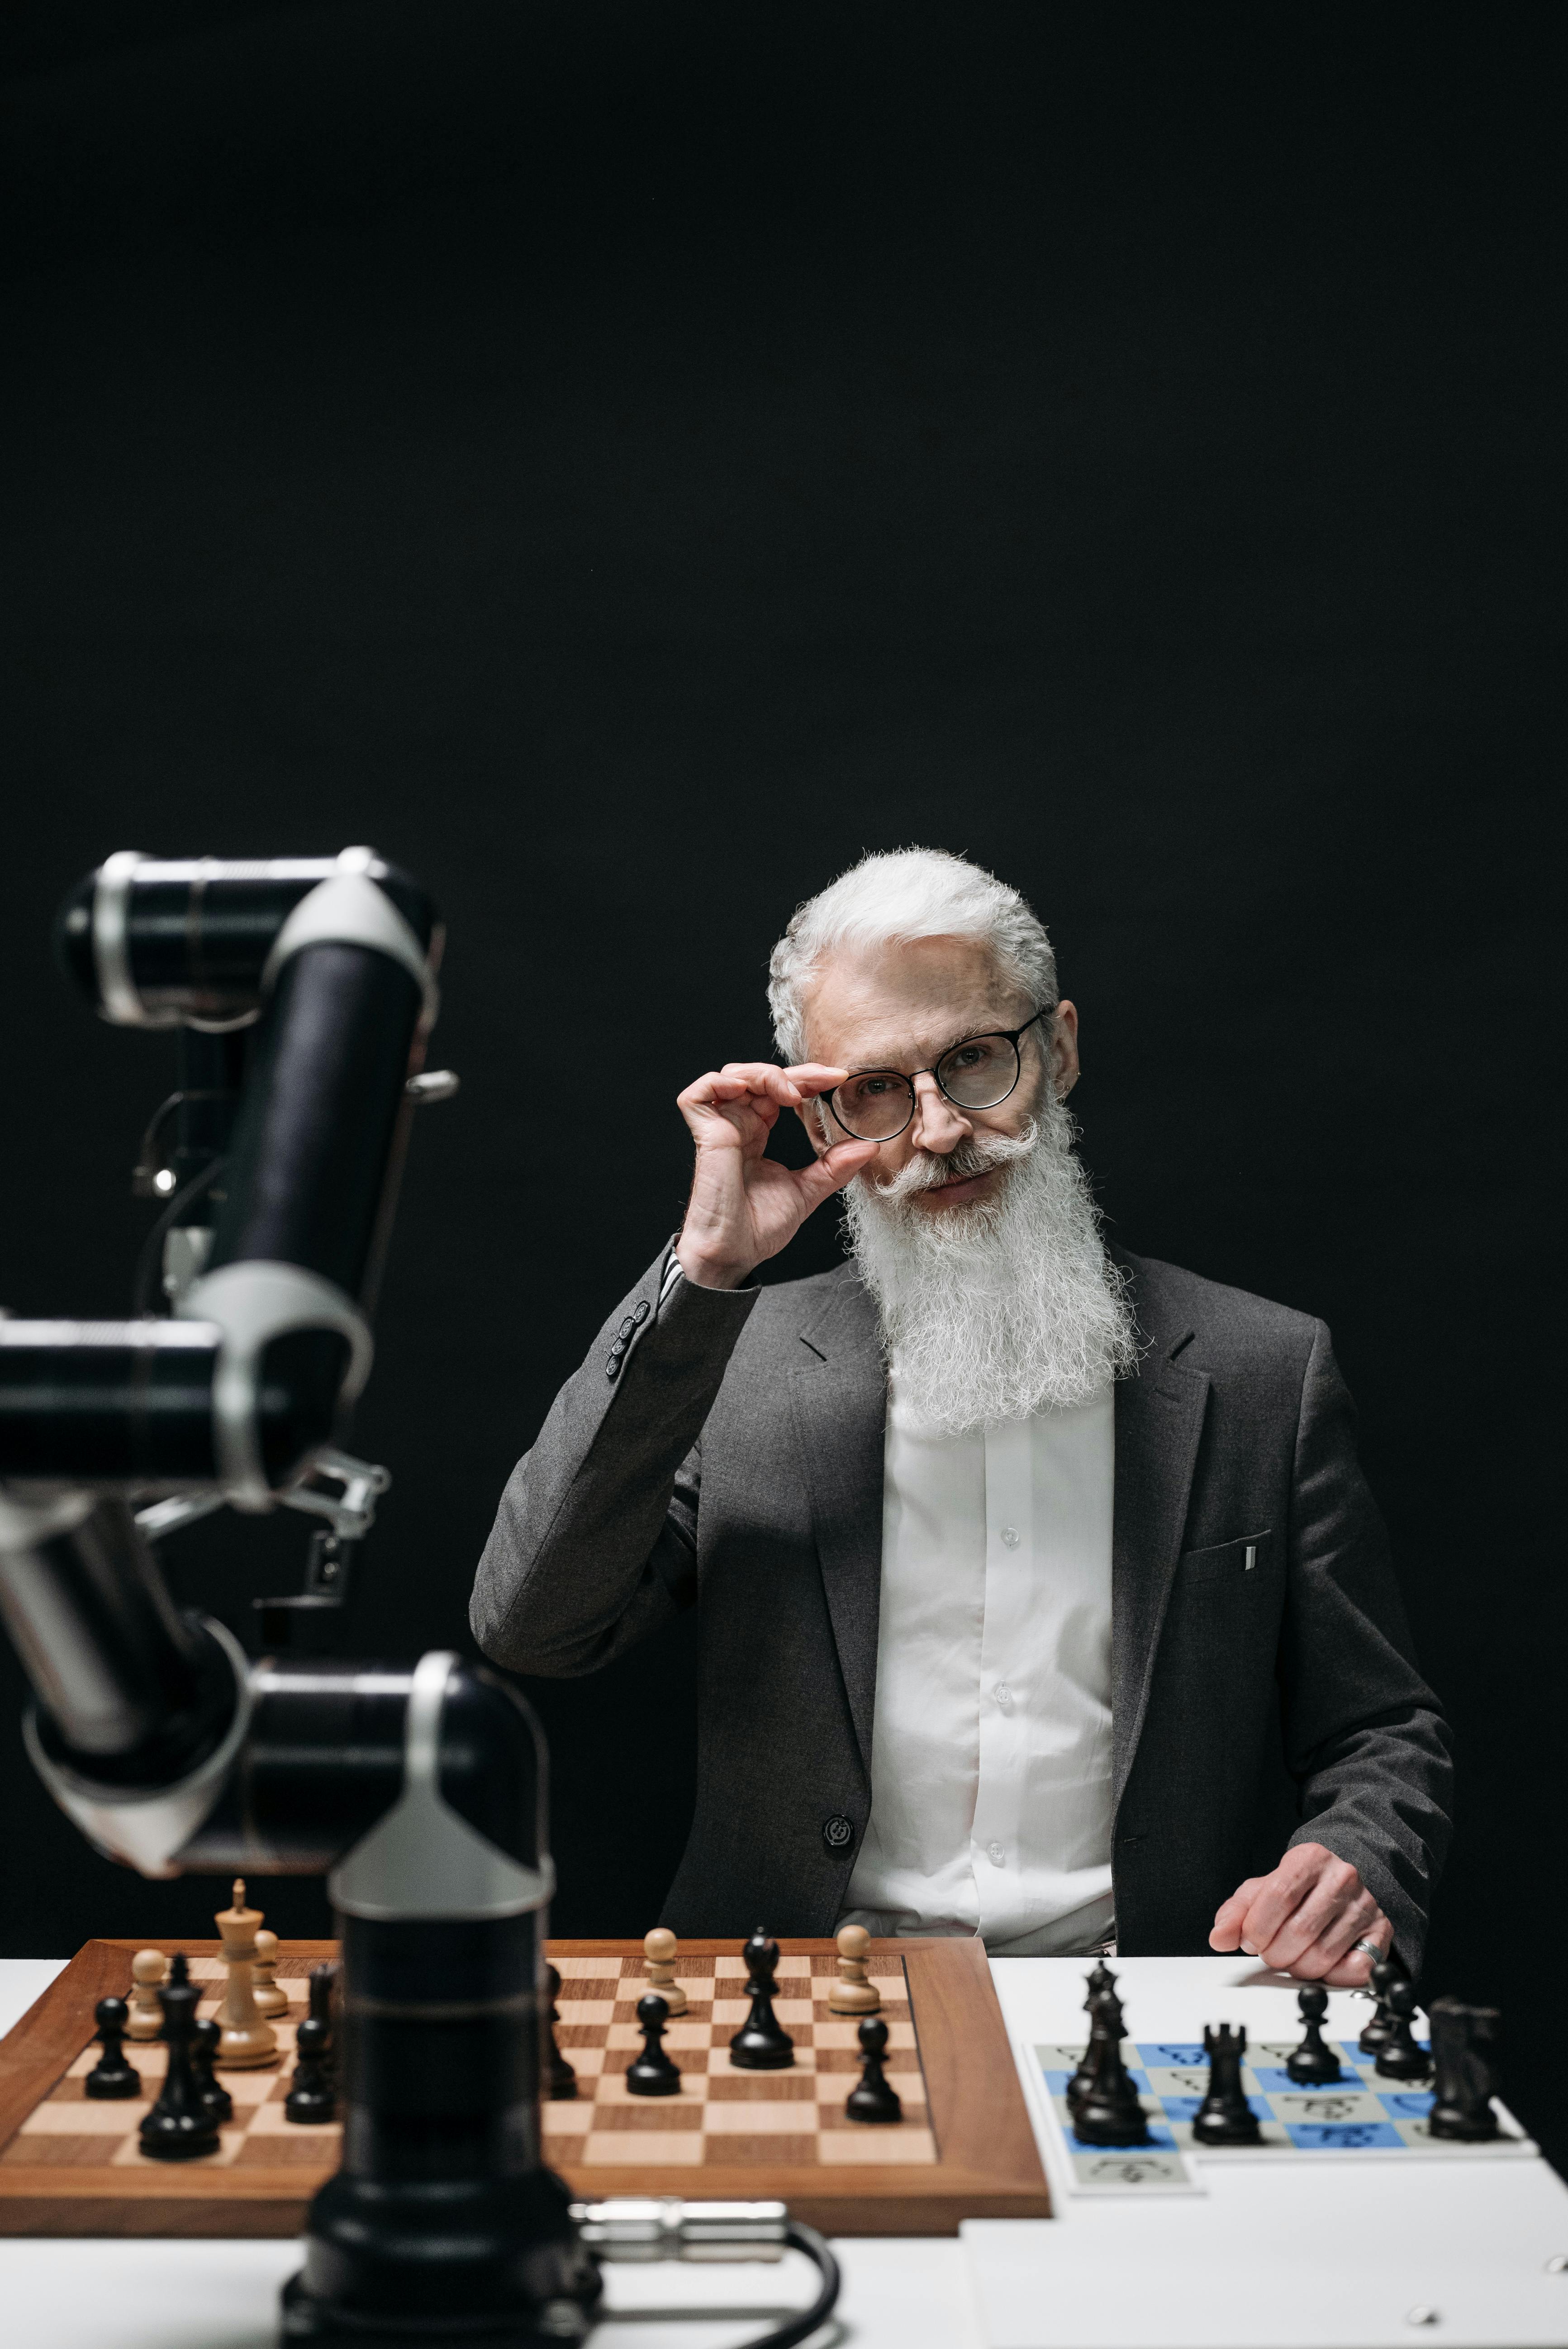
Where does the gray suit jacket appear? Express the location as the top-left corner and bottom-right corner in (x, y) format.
(472, 1245), (1453, 1969)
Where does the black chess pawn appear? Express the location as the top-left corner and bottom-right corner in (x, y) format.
(1427, 1997), (1501, 2142)
(139, 1954), (220, 2161)
(1072, 1987), (1150, 2146)
(285, 2015), (337, 2123)
(1286, 1986), (1344, 2086)
(845, 2016), (903, 2124)
(1359, 1954), (1398, 2054)
(1068, 1964), (1119, 2114)
(84, 1996), (141, 2101)
(544, 1962), (577, 2100)
(1374, 1978), (1434, 2082)
(1193, 2023), (1262, 2146)
(190, 2016), (234, 2126)
(626, 1993), (682, 2096)
(729, 1928), (795, 2070)
(308, 1963), (339, 2088)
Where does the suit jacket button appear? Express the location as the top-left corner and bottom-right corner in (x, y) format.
(633, 1300), (651, 1324)
(618, 1315), (637, 1340)
(605, 1355), (621, 1380)
(822, 1815), (854, 1853)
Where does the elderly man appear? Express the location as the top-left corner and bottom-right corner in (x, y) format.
(472, 849), (1451, 1980)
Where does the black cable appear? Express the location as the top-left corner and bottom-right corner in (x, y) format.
(131, 1155), (229, 1317)
(739, 2221), (841, 2349)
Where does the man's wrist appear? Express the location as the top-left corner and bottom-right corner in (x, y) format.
(674, 1235), (751, 1291)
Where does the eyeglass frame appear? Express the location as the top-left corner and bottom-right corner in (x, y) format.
(819, 1004), (1058, 1143)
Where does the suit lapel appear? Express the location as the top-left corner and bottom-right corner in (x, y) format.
(787, 1268), (887, 1781)
(1111, 1268), (1209, 1807)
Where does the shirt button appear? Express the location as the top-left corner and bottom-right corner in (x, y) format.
(987, 1841), (1006, 1867)
(994, 1684), (1013, 1712)
(999, 1525), (1021, 1550)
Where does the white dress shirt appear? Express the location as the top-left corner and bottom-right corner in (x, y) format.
(841, 1375), (1117, 1956)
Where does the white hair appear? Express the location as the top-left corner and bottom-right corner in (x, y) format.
(767, 847), (1058, 1064)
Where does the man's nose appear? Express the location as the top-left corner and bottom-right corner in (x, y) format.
(908, 1072), (972, 1155)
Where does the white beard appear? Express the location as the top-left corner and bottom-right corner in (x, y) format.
(840, 1096), (1140, 1435)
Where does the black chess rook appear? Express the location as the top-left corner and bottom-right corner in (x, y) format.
(139, 1954), (221, 2161)
(845, 2016), (903, 2124)
(1427, 1997), (1501, 2142)
(83, 1997), (140, 2101)
(1193, 2022), (1262, 2146)
(728, 1928), (795, 2071)
(626, 1993), (682, 2096)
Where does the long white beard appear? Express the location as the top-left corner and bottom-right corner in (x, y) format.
(840, 1097), (1140, 1435)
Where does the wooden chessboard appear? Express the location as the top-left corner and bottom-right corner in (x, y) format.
(0, 1935), (1049, 2237)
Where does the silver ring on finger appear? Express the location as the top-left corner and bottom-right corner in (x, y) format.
(1351, 1937), (1385, 1964)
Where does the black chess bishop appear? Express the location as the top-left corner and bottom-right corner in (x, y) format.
(729, 1929), (795, 2070)
(84, 1996), (140, 2101)
(1068, 1963), (1119, 2116)
(845, 2016), (903, 2124)
(1071, 1982), (1150, 2147)
(1427, 1997), (1501, 2142)
(1193, 2023), (1262, 2146)
(544, 1962), (577, 2100)
(626, 1993), (682, 2096)
(1286, 1986), (1344, 2086)
(139, 1954), (221, 2161)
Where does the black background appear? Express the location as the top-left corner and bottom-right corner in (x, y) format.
(1, 5), (1563, 2158)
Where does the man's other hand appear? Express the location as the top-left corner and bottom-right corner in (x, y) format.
(1209, 1843), (1392, 1986)
(674, 1063), (879, 1290)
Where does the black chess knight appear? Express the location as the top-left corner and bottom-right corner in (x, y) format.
(1071, 1983), (1150, 2147)
(1193, 2023), (1262, 2146)
(139, 1954), (220, 2161)
(729, 1929), (795, 2070)
(1427, 1998), (1501, 2142)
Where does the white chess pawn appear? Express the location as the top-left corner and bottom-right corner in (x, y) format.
(828, 1924), (881, 2016)
(250, 1927), (290, 2021)
(643, 1927), (687, 2017)
(125, 1949), (168, 2041)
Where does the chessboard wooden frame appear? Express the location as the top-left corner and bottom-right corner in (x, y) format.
(0, 1935), (1049, 2238)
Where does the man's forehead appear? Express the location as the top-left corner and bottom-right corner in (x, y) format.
(801, 937), (1029, 1063)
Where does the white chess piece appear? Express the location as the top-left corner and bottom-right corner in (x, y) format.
(643, 1927), (688, 2017)
(251, 1927), (290, 2020)
(828, 1923), (881, 2016)
(213, 1879), (279, 2068)
(126, 1949), (168, 2041)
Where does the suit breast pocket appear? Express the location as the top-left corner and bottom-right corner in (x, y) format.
(1178, 1529), (1274, 1588)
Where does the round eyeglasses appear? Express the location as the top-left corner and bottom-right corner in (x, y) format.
(822, 1007), (1055, 1142)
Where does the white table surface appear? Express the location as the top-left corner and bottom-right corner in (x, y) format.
(4, 1954), (1566, 2349)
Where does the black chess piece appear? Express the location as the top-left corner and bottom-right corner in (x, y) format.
(1286, 1986), (1344, 2086)
(190, 2016), (234, 2126)
(729, 1928), (795, 2070)
(84, 1996), (141, 2101)
(1374, 1978), (1434, 2082)
(1359, 1955), (1398, 2054)
(845, 2016), (903, 2124)
(139, 1954), (220, 2160)
(1193, 2023), (1263, 2146)
(1427, 1997), (1501, 2142)
(626, 1993), (682, 2096)
(544, 1962), (577, 2100)
(285, 2015), (338, 2123)
(308, 1963), (339, 2087)
(1071, 1987), (1151, 2146)
(1068, 1964), (1118, 2114)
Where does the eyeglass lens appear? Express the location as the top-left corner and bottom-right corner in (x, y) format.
(830, 1033), (1022, 1139)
